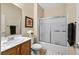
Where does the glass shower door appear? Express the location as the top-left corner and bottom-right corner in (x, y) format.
(50, 17), (67, 46)
(40, 20), (50, 43)
(39, 16), (67, 46)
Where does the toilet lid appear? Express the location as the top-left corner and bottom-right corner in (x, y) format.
(32, 44), (42, 50)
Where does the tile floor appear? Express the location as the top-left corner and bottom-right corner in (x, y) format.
(31, 42), (77, 55)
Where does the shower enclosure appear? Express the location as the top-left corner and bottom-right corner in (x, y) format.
(39, 16), (68, 46)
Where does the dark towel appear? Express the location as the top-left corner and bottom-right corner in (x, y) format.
(10, 26), (16, 35)
(68, 23), (76, 46)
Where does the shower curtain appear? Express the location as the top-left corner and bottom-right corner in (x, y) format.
(39, 16), (68, 46)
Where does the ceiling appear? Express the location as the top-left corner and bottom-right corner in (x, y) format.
(39, 3), (65, 10)
(13, 3), (33, 9)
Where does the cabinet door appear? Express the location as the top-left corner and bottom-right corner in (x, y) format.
(20, 40), (31, 55)
(1, 46), (18, 55)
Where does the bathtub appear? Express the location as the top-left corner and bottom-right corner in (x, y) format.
(40, 42), (69, 55)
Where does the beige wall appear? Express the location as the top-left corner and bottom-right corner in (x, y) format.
(13, 3), (44, 39)
(65, 3), (76, 23)
(33, 3), (38, 39)
(0, 4), (1, 14)
(32, 3), (44, 42)
(44, 4), (66, 17)
(37, 4), (44, 41)
(21, 4), (34, 36)
(38, 3), (76, 23)
(13, 3), (34, 36)
(37, 4), (44, 18)
(12, 3), (76, 40)
(0, 4), (1, 37)
(1, 3), (22, 36)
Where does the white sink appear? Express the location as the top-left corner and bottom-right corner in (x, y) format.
(1, 37), (25, 47)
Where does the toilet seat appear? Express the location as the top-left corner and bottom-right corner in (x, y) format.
(31, 43), (42, 50)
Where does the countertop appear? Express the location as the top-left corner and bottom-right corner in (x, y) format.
(1, 37), (31, 52)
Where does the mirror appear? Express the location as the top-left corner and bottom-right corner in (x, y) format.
(1, 3), (22, 37)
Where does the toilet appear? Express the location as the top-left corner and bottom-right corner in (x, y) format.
(31, 43), (42, 55)
(26, 30), (42, 55)
(31, 37), (42, 55)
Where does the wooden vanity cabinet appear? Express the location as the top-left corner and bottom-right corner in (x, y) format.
(1, 46), (19, 55)
(1, 40), (31, 55)
(20, 40), (31, 55)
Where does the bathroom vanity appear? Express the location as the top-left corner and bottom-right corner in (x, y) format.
(1, 37), (31, 55)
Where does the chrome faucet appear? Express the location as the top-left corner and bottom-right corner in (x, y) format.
(7, 36), (14, 41)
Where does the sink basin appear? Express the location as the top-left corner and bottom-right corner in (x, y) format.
(1, 37), (25, 47)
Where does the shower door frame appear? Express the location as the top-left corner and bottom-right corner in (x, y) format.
(39, 16), (68, 46)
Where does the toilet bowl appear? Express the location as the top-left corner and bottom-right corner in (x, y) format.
(31, 43), (42, 55)
(32, 43), (42, 50)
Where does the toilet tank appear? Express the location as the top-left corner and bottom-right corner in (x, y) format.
(29, 34), (34, 45)
(31, 37), (34, 45)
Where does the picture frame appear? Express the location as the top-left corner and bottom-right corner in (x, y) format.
(25, 16), (33, 28)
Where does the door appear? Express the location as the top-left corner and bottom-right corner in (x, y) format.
(51, 17), (67, 46)
(40, 20), (50, 43)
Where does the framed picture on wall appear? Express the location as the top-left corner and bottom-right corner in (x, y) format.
(25, 16), (33, 28)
